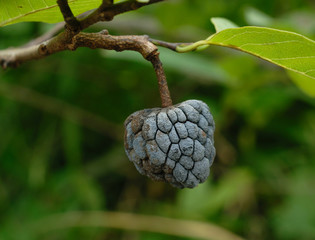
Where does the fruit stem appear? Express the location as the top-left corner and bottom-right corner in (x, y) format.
(148, 51), (173, 108)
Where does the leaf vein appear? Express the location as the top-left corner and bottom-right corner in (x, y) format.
(214, 30), (281, 44)
(238, 40), (305, 48)
(303, 69), (315, 74)
(272, 56), (315, 60)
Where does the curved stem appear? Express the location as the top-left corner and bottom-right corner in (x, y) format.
(149, 38), (189, 51)
(57, 0), (81, 35)
(148, 51), (173, 108)
(175, 40), (209, 53)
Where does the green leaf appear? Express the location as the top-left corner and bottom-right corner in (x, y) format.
(211, 17), (238, 32)
(0, 0), (101, 27)
(177, 21), (315, 81)
(288, 70), (315, 97)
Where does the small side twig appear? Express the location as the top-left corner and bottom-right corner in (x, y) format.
(57, 0), (81, 34)
(99, 0), (114, 11)
(149, 38), (191, 52)
(147, 51), (172, 108)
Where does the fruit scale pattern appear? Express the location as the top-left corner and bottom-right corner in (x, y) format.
(124, 100), (215, 188)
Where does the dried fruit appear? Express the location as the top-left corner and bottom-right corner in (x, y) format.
(124, 100), (215, 188)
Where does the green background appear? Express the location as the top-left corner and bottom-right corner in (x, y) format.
(1, 0), (315, 239)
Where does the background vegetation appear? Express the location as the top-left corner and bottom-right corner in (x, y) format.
(1, 0), (315, 239)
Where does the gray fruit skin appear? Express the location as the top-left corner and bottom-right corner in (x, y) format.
(124, 100), (215, 189)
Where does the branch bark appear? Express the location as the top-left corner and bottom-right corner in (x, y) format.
(0, 32), (157, 68)
(0, 0), (168, 68)
(0, 31), (173, 107)
(0, 0), (172, 106)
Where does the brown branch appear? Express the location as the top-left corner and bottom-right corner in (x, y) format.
(0, 0), (167, 67)
(0, 31), (157, 68)
(147, 51), (172, 107)
(0, 30), (173, 107)
(0, 0), (172, 106)
(0, 0), (167, 68)
(22, 0), (163, 49)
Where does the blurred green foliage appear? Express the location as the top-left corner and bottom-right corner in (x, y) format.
(1, 0), (315, 239)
